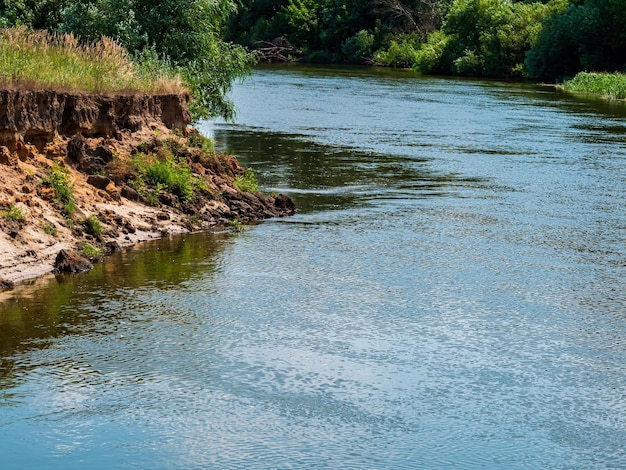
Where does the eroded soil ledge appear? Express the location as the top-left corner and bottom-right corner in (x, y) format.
(0, 89), (295, 285)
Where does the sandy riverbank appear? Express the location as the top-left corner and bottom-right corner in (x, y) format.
(0, 90), (294, 287)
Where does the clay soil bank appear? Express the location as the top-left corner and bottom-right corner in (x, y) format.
(0, 89), (295, 286)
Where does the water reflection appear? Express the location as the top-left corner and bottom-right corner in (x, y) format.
(211, 128), (487, 213)
(0, 232), (229, 390)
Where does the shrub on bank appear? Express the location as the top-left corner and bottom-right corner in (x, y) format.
(374, 34), (421, 68)
(562, 72), (626, 100)
(144, 157), (195, 202)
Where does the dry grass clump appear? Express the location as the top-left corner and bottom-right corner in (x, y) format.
(0, 27), (186, 94)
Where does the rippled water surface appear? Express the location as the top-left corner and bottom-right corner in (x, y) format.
(1, 66), (626, 469)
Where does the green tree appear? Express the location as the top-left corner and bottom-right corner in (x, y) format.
(59, 0), (252, 120)
(58, 0), (146, 51)
(526, 0), (626, 80)
(275, 0), (322, 53)
(0, 0), (71, 29)
(226, 0), (452, 64)
(227, 0), (290, 47)
(361, 0), (453, 37)
(415, 0), (564, 77)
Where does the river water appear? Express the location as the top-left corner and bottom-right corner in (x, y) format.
(1, 66), (625, 469)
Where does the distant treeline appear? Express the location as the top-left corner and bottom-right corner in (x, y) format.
(227, 0), (626, 81)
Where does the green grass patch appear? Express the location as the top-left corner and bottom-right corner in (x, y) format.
(84, 215), (103, 237)
(562, 72), (626, 100)
(82, 243), (103, 261)
(126, 139), (206, 203)
(186, 129), (215, 153)
(228, 219), (244, 232)
(42, 164), (77, 216)
(41, 221), (58, 236)
(126, 174), (157, 206)
(144, 158), (194, 202)
(111, 134), (260, 209)
(0, 27), (185, 94)
(2, 204), (25, 222)
(233, 169), (259, 193)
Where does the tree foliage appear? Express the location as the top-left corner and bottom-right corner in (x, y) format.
(525, 0), (626, 80)
(228, 0), (451, 64)
(414, 0), (565, 77)
(227, 0), (626, 81)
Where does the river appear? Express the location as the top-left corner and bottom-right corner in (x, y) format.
(1, 65), (625, 469)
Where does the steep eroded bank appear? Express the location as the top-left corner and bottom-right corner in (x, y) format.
(0, 89), (295, 285)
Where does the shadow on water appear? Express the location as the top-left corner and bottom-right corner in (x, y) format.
(0, 232), (230, 391)
(211, 128), (487, 214)
(476, 78), (626, 119)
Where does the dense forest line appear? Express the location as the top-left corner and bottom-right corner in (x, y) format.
(226, 0), (626, 81)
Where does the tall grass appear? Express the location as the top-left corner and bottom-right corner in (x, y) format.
(233, 169), (259, 193)
(0, 27), (185, 94)
(144, 157), (194, 202)
(562, 72), (626, 100)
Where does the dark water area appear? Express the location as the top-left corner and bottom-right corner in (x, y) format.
(1, 65), (625, 469)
